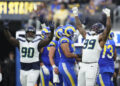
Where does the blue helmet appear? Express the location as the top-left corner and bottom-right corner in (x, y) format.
(25, 25), (36, 41)
(55, 26), (63, 39)
(41, 27), (51, 39)
(25, 25), (36, 33)
(91, 23), (105, 34)
(108, 31), (114, 40)
(63, 24), (76, 38)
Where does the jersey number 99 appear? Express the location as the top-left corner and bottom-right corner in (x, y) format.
(21, 47), (34, 58)
(83, 39), (96, 49)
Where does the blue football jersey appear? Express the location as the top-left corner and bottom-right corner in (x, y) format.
(59, 36), (76, 64)
(98, 39), (116, 73)
(49, 40), (61, 66)
(41, 45), (51, 66)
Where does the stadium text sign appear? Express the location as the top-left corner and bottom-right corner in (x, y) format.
(0, 2), (40, 14)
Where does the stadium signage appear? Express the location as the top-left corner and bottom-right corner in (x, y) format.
(0, 2), (41, 14)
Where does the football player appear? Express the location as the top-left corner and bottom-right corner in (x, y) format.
(58, 24), (81, 86)
(3, 22), (54, 86)
(49, 26), (63, 86)
(72, 7), (112, 86)
(39, 27), (53, 86)
(97, 31), (117, 86)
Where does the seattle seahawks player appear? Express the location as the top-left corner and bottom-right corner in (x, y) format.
(97, 31), (117, 86)
(3, 22), (54, 86)
(58, 24), (81, 86)
(49, 26), (63, 86)
(72, 7), (112, 86)
(39, 27), (53, 86)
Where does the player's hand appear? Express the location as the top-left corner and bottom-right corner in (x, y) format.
(75, 54), (82, 62)
(74, 63), (79, 75)
(102, 8), (111, 17)
(41, 65), (50, 75)
(72, 7), (79, 16)
(52, 65), (59, 74)
(48, 21), (54, 30)
(39, 16), (46, 24)
(3, 21), (9, 30)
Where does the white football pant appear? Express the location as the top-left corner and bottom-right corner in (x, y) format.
(20, 69), (39, 86)
(78, 63), (99, 86)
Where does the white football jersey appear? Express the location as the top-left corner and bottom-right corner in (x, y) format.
(82, 34), (102, 62)
(18, 36), (42, 63)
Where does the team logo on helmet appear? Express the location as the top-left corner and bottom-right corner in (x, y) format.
(25, 25), (36, 41)
(63, 24), (76, 38)
(108, 31), (114, 40)
(90, 23), (105, 35)
(41, 27), (51, 39)
(55, 26), (63, 39)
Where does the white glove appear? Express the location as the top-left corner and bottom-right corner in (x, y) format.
(74, 63), (79, 75)
(72, 7), (79, 16)
(0, 73), (2, 82)
(102, 8), (111, 17)
(41, 65), (50, 75)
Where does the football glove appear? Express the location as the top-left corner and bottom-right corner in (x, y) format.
(72, 7), (79, 16)
(41, 65), (50, 75)
(102, 8), (111, 17)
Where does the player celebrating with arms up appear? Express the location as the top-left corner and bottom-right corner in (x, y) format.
(97, 31), (117, 86)
(72, 7), (112, 86)
(3, 21), (54, 86)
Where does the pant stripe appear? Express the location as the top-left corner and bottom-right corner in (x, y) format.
(99, 74), (105, 86)
(62, 63), (75, 86)
(40, 69), (45, 86)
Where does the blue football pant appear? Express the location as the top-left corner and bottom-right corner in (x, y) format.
(97, 72), (114, 86)
(40, 66), (63, 86)
(59, 62), (77, 86)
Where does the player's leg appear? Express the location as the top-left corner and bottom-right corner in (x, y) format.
(86, 63), (99, 86)
(20, 70), (27, 86)
(40, 68), (50, 86)
(78, 63), (86, 86)
(27, 69), (40, 86)
(59, 62), (77, 86)
(97, 73), (111, 86)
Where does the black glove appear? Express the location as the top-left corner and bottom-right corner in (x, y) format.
(48, 21), (54, 30)
(39, 15), (46, 24)
(3, 21), (9, 30)
(77, 54), (82, 58)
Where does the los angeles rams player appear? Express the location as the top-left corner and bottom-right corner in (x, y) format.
(3, 22), (54, 86)
(58, 24), (81, 86)
(49, 26), (63, 86)
(97, 32), (117, 86)
(72, 7), (112, 86)
(40, 27), (54, 86)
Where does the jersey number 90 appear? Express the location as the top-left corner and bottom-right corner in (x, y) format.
(21, 47), (34, 58)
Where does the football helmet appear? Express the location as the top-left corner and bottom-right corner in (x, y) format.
(63, 24), (76, 39)
(90, 23), (105, 35)
(41, 27), (51, 39)
(55, 26), (63, 39)
(108, 31), (114, 40)
(25, 25), (36, 41)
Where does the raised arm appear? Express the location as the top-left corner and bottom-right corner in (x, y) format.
(3, 22), (19, 47)
(72, 7), (86, 39)
(38, 22), (54, 49)
(99, 8), (111, 48)
(113, 48), (117, 61)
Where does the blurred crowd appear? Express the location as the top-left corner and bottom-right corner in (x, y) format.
(28, 0), (120, 30)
